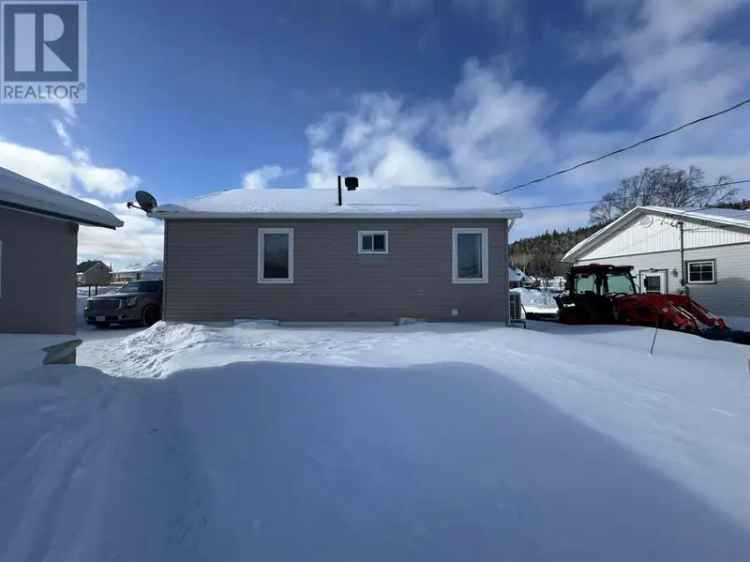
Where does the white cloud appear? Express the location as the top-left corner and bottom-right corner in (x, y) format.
(242, 164), (289, 189)
(51, 118), (73, 148)
(43, 105), (144, 197)
(301, 0), (750, 226)
(0, 138), (141, 198)
(562, 0), (750, 203)
(304, 60), (552, 191)
(52, 98), (78, 124)
(78, 202), (164, 269)
(0, 139), (76, 193)
(72, 148), (141, 196)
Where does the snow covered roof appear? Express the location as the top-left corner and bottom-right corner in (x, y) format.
(0, 166), (123, 229)
(153, 186), (523, 220)
(562, 205), (750, 262)
(508, 266), (526, 282)
(114, 260), (163, 274)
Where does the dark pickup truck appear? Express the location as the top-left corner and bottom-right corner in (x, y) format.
(85, 280), (162, 328)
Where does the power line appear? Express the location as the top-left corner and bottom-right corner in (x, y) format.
(496, 97), (750, 195)
(519, 179), (750, 210)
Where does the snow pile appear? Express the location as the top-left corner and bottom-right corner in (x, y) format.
(511, 287), (558, 316)
(4, 322), (750, 560)
(79, 320), (384, 378)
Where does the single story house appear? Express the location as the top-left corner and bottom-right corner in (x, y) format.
(562, 206), (750, 317)
(112, 260), (163, 284)
(77, 261), (112, 286)
(152, 186), (522, 323)
(0, 166), (122, 334)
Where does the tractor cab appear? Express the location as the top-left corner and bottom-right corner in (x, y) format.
(568, 264), (637, 297)
(556, 264), (637, 324)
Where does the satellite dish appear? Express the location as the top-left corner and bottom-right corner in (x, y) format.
(344, 176), (359, 191)
(134, 191), (158, 213)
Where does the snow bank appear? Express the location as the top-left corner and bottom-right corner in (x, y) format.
(0, 334), (77, 381)
(4, 322), (750, 561)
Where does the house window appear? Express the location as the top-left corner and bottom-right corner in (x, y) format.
(358, 231), (389, 254)
(258, 228), (294, 284)
(452, 228), (489, 284)
(686, 260), (715, 284)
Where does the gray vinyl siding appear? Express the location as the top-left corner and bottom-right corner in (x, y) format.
(0, 207), (78, 334)
(164, 219), (509, 322)
(577, 242), (750, 317)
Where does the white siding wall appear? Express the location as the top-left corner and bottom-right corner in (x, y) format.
(577, 244), (750, 317)
(583, 212), (750, 260)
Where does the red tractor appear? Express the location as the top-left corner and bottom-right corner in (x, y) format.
(555, 264), (749, 343)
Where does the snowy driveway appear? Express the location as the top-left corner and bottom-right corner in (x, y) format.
(2, 321), (750, 561)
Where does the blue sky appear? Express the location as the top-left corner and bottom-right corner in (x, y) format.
(1, 0), (749, 266)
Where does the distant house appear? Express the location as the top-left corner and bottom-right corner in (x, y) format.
(112, 260), (163, 284)
(77, 261), (112, 286)
(0, 167), (122, 334)
(152, 186), (522, 322)
(562, 206), (750, 317)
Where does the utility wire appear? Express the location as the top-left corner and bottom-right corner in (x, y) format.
(496, 97), (750, 195)
(519, 179), (750, 210)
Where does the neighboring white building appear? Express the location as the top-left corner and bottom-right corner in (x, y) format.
(112, 260), (163, 283)
(562, 206), (750, 316)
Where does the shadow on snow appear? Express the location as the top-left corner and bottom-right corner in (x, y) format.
(2, 361), (749, 561)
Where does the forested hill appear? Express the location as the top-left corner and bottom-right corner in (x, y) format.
(510, 223), (603, 277)
(509, 198), (750, 278)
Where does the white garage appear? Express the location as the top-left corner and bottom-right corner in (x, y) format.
(562, 206), (750, 317)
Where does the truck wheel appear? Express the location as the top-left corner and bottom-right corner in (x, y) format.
(142, 305), (160, 327)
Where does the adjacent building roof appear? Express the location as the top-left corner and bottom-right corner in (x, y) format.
(0, 166), (123, 229)
(508, 266), (526, 283)
(114, 260), (163, 274)
(562, 205), (750, 262)
(153, 186), (523, 220)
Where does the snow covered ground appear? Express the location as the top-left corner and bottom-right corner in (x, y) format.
(3, 321), (750, 561)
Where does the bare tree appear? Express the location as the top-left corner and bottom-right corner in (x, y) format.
(589, 165), (737, 224)
(590, 192), (623, 225)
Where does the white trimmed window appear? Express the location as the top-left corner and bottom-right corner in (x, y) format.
(258, 228), (294, 284)
(686, 260), (716, 284)
(358, 231), (389, 254)
(452, 228), (489, 284)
